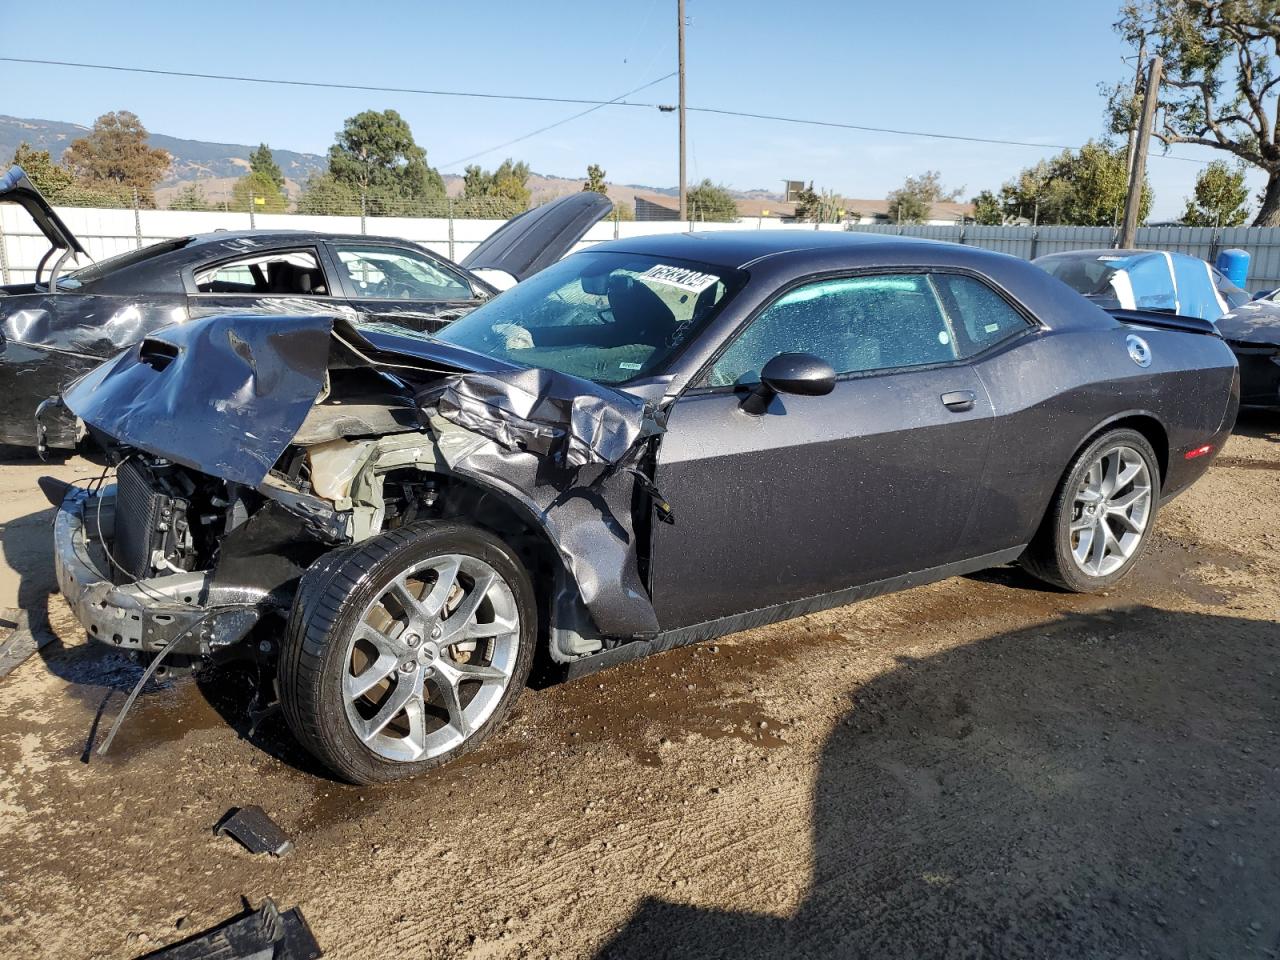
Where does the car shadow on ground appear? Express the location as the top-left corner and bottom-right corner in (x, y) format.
(598, 605), (1280, 959)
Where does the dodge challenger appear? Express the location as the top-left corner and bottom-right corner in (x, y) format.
(46, 231), (1239, 783)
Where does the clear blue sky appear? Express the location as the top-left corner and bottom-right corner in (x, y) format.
(1, 0), (1263, 219)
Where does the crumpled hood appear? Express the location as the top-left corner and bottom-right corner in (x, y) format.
(62, 312), (655, 487)
(62, 313), (337, 486)
(1217, 300), (1280, 347)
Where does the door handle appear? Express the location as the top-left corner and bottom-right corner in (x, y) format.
(941, 390), (976, 412)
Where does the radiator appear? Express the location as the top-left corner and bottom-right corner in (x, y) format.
(112, 459), (167, 583)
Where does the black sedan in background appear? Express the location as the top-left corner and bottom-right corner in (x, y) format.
(52, 231), (1238, 783)
(0, 165), (611, 447)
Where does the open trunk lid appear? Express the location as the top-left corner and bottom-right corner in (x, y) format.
(461, 191), (612, 286)
(1, 165), (86, 261)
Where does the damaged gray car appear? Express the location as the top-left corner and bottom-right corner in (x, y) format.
(47, 232), (1239, 783)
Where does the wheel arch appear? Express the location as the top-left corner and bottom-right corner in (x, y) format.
(1072, 411), (1169, 490)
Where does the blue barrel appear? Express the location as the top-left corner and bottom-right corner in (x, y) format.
(1216, 248), (1250, 288)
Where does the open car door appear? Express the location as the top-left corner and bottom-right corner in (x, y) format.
(461, 191), (612, 291)
(0, 166), (87, 288)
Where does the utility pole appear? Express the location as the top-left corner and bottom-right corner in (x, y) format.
(677, 0), (687, 221)
(1124, 35), (1147, 182)
(1120, 55), (1161, 249)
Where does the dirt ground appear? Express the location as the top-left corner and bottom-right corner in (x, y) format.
(0, 414), (1277, 960)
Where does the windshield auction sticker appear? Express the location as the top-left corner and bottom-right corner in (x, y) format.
(637, 264), (719, 294)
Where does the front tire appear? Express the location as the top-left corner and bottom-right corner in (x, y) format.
(1020, 428), (1160, 593)
(278, 522), (536, 784)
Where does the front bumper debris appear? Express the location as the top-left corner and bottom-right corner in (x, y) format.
(54, 485), (264, 656)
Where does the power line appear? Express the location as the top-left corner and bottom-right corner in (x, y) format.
(2, 55), (1211, 165)
(440, 73), (676, 169)
(684, 105), (1211, 164)
(0, 57), (665, 110)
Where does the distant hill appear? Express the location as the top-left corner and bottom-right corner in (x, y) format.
(1, 115), (783, 208)
(0, 115), (327, 200)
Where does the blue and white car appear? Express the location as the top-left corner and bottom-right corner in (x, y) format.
(1036, 249), (1280, 408)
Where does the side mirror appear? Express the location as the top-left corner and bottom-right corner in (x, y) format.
(1254, 288), (1277, 301)
(760, 352), (837, 397)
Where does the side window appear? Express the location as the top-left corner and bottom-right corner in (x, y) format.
(193, 249), (328, 296)
(334, 245), (473, 301)
(701, 274), (957, 388)
(931, 274), (1032, 356)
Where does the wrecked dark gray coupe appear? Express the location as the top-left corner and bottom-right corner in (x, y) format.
(46, 231), (1239, 783)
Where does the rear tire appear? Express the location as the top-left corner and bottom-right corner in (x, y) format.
(278, 521), (535, 784)
(1020, 428), (1160, 593)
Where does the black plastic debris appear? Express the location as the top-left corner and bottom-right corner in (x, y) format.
(215, 806), (294, 857)
(139, 898), (321, 959)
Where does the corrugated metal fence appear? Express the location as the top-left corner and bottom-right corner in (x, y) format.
(846, 224), (1280, 292)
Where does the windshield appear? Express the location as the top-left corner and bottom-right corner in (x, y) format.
(1036, 253), (1127, 304)
(433, 251), (743, 384)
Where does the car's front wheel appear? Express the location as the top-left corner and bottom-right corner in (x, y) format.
(279, 522), (535, 784)
(1021, 428), (1161, 593)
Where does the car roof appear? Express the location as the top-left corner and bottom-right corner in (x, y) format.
(183, 229), (408, 247)
(582, 229), (944, 270)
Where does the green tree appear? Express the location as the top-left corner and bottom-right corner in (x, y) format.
(886, 171), (962, 224)
(971, 189), (1007, 225)
(61, 110), (170, 205)
(296, 173), (362, 215)
(1181, 160), (1250, 226)
(462, 158), (531, 216)
(794, 183), (843, 223)
(687, 179), (738, 221)
(981, 141), (1150, 226)
(249, 143), (285, 191)
(168, 183), (213, 211)
(10, 143), (75, 202)
(583, 163), (608, 194)
(326, 109), (445, 213)
(1106, 0), (1280, 226)
(232, 169), (288, 213)
(613, 200), (635, 221)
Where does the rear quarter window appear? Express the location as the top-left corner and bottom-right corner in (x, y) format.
(932, 274), (1032, 357)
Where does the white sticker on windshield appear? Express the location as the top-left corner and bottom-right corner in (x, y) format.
(637, 264), (719, 294)
(618, 361), (642, 371)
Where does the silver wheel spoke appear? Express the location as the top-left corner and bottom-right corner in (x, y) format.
(345, 651), (400, 700)
(355, 622), (407, 659)
(440, 572), (495, 640)
(1100, 453), (1121, 498)
(462, 614), (519, 640)
(443, 657), (508, 682)
(358, 671), (422, 742)
(421, 557), (461, 617)
(431, 664), (471, 738)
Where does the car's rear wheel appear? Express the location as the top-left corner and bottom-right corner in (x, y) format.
(1021, 428), (1160, 593)
(278, 522), (535, 784)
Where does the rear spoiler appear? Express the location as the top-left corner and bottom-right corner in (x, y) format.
(1104, 308), (1220, 337)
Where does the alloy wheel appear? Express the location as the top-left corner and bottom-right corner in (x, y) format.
(1069, 444), (1153, 578)
(341, 553), (520, 762)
